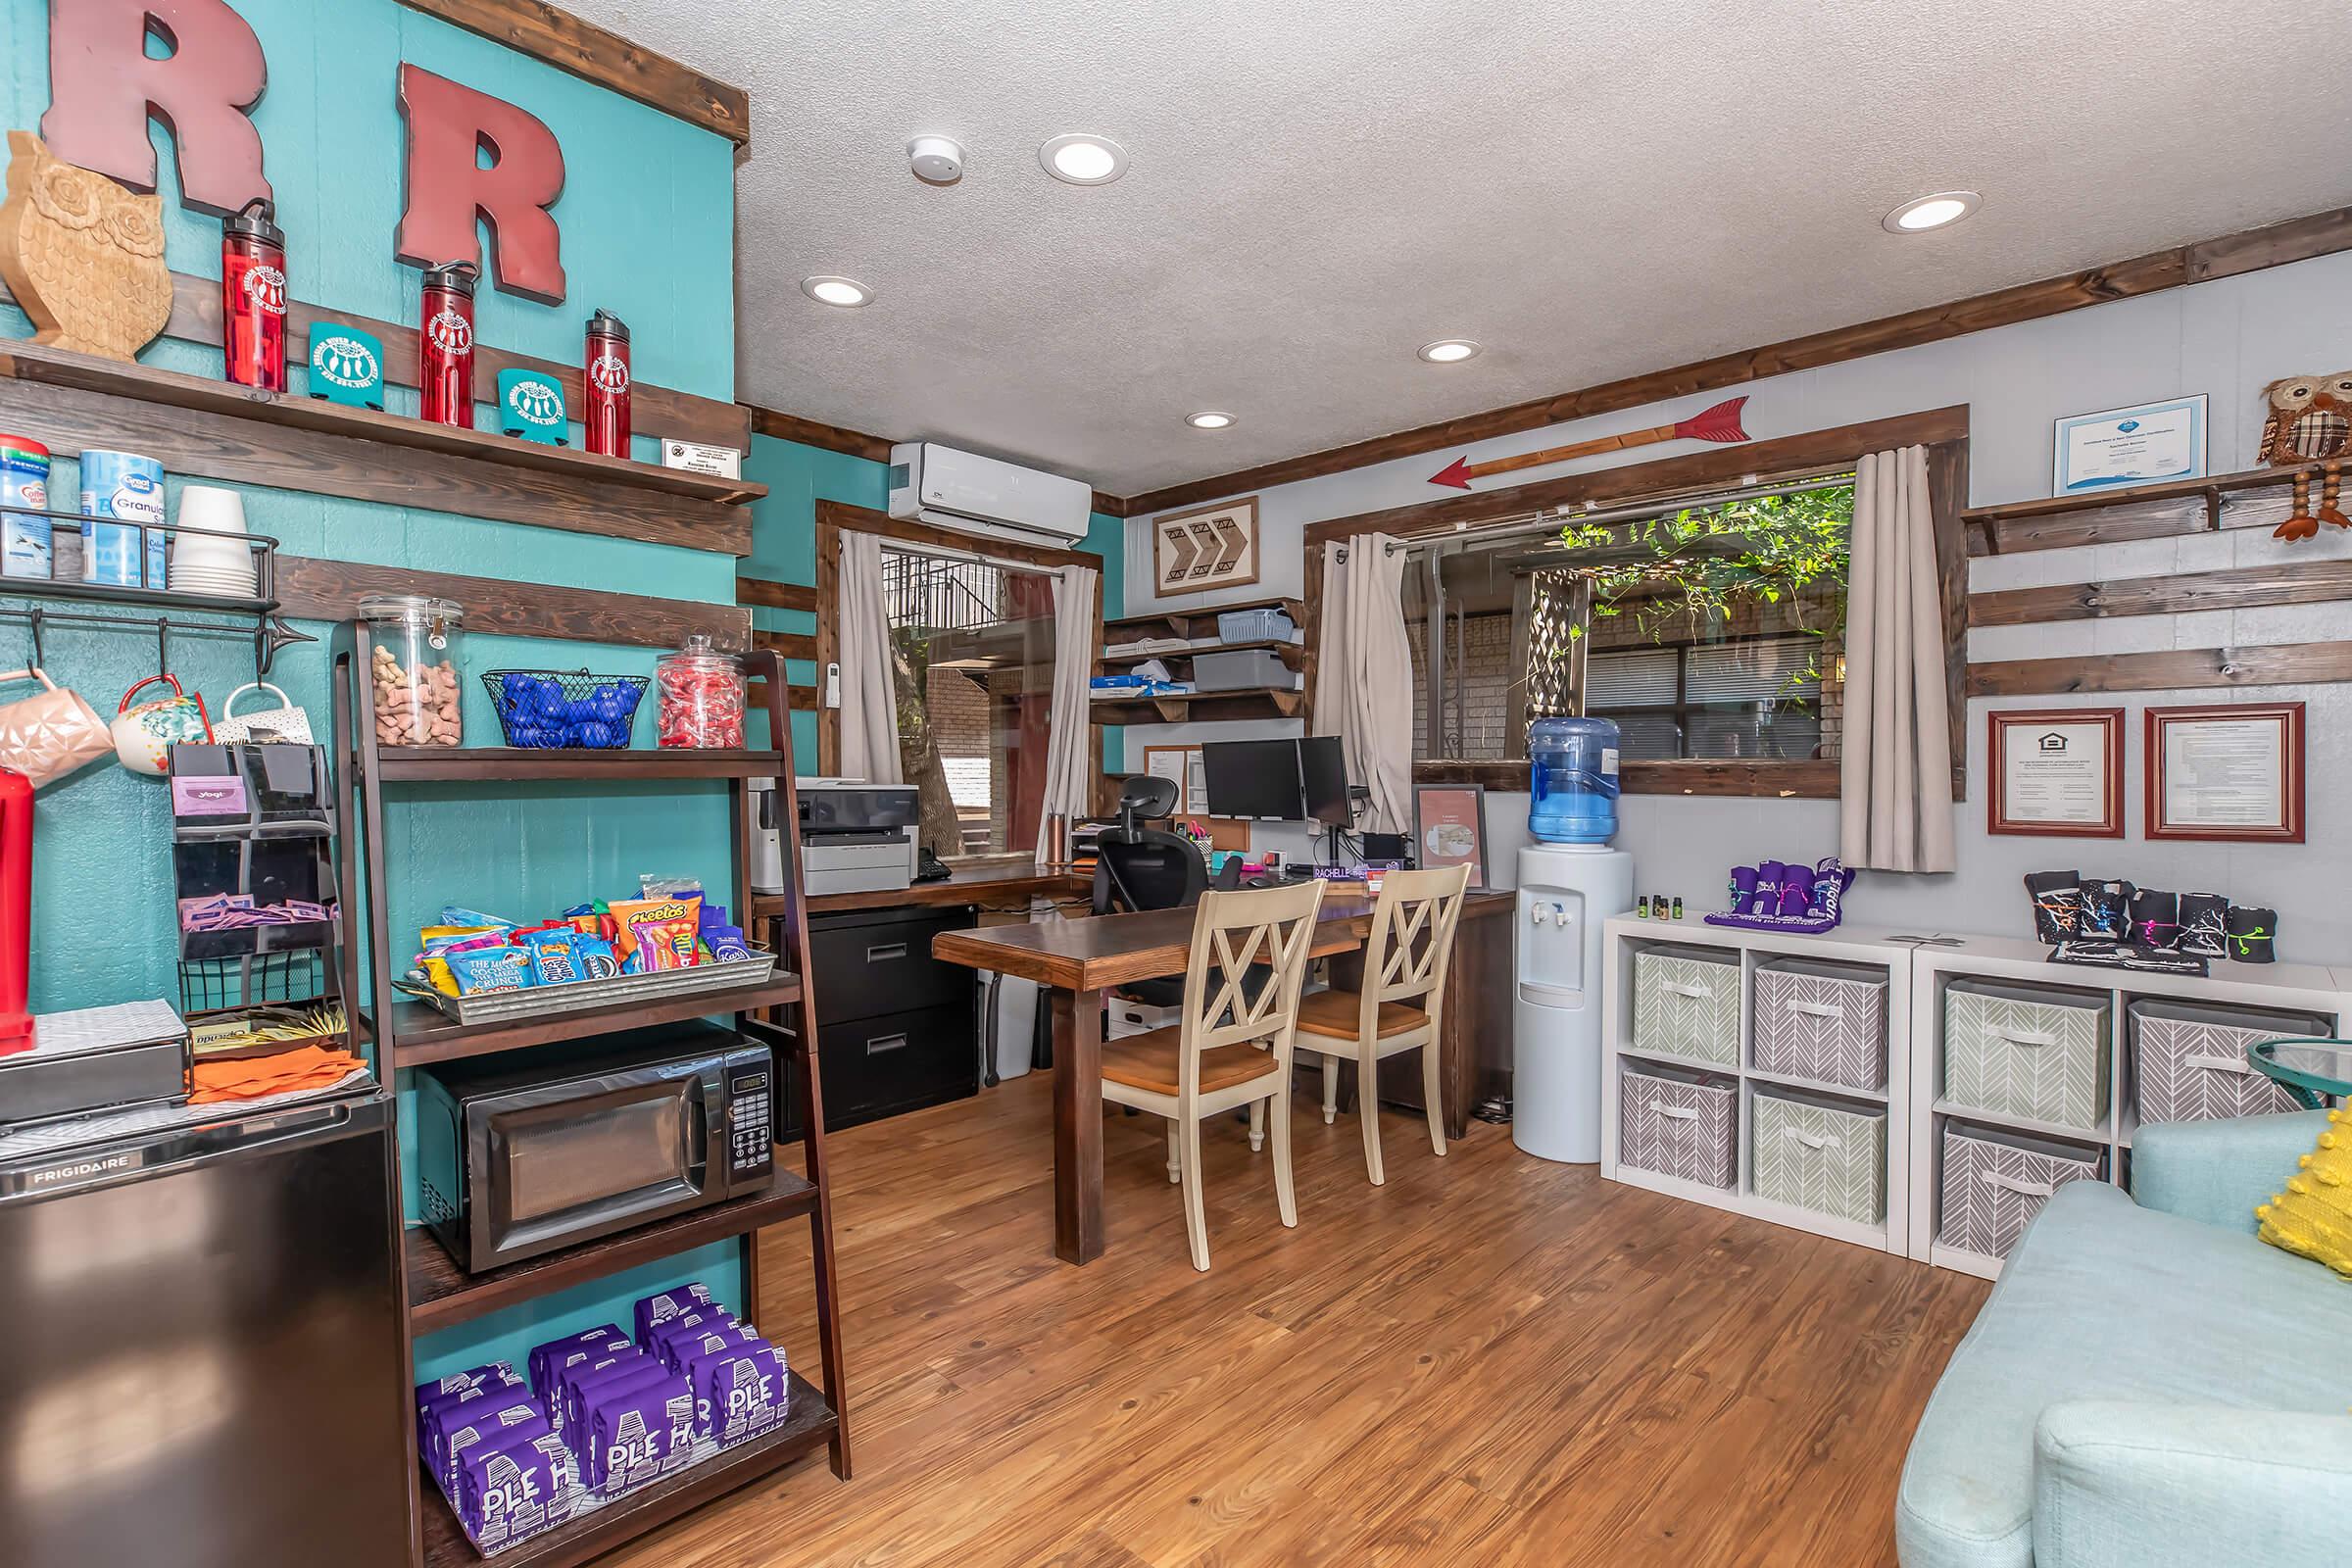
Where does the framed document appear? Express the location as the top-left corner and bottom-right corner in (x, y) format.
(2052, 395), (2207, 494)
(1987, 709), (2125, 837)
(1413, 783), (1489, 889)
(2146, 703), (2304, 843)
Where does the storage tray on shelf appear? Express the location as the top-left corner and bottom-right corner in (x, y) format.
(404, 949), (778, 1027)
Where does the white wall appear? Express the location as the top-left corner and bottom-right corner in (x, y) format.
(1124, 250), (2352, 964)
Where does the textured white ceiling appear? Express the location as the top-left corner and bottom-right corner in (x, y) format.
(564, 0), (2352, 495)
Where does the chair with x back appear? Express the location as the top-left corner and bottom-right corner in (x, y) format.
(1096, 876), (1327, 1270)
(1287, 863), (1472, 1185)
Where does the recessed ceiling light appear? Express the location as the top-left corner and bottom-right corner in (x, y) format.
(1040, 134), (1127, 186)
(801, 275), (873, 307)
(1185, 411), (1236, 430)
(1418, 339), (1482, 364)
(1884, 190), (1982, 233)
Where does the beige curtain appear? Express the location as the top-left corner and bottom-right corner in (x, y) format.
(1033, 563), (1100, 866)
(1313, 533), (1413, 834)
(1838, 445), (1954, 872)
(835, 531), (902, 784)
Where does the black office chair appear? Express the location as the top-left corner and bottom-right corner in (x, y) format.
(1095, 776), (1263, 1011)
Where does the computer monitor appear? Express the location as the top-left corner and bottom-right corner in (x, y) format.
(1201, 738), (1353, 826)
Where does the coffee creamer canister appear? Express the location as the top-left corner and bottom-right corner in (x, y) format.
(78, 449), (167, 588)
(0, 433), (51, 580)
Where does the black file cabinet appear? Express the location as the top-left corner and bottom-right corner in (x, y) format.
(774, 904), (980, 1138)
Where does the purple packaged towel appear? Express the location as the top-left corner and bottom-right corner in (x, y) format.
(415, 1362), (521, 1438)
(583, 1367), (695, 1495)
(455, 1426), (579, 1552)
(417, 1371), (528, 1452)
(632, 1282), (717, 1344)
(556, 1351), (653, 1437)
(684, 1339), (788, 1445)
(660, 1319), (760, 1374)
(435, 1401), (549, 1498)
(647, 1307), (740, 1368)
(526, 1324), (627, 1398)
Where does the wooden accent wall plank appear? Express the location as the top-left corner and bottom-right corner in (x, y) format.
(277, 556), (752, 650)
(736, 575), (819, 613)
(1962, 464), (2304, 556)
(1301, 406), (1968, 545)
(1966, 642), (2352, 697)
(0, 356), (753, 555)
(395, 0), (750, 144)
(746, 676), (819, 708)
(1123, 206), (2352, 519)
(1971, 560), (2352, 627)
(746, 406), (893, 463)
(753, 628), (817, 661)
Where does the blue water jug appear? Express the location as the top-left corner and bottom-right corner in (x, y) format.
(1528, 716), (1622, 844)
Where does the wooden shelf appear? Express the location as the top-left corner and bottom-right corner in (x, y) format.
(1088, 687), (1304, 725)
(1103, 596), (1304, 643)
(416, 1370), (837, 1568)
(406, 1162), (820, 1335)
(376, 747), (786, 781)
(1961, 463), (2319, 557)
(379, 974), (806, 1068)
(1100, 638), (1304, 672)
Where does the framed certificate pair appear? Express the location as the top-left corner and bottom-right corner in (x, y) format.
(1987, 704), (2304, 843)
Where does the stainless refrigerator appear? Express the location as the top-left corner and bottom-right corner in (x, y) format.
(0, 1090), (414, 1566)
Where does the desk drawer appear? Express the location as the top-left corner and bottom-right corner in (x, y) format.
(809, 906), (975, 1025)
(812, 1003), (976, 1132)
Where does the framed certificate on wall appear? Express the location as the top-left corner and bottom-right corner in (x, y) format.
(2052, 395), (2207, 494)
(2146, 703), (2305, 843)
(1987, 709), (2125, 837)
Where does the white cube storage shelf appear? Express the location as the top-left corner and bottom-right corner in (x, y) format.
(1602, 919), (2352, 1276)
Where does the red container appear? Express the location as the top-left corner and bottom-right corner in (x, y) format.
(583, 309), (631, 458)
(220, 198), (287, 392)
(417, 261), (479, 428)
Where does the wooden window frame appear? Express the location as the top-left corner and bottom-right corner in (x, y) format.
(1299, 407), (1971, 801)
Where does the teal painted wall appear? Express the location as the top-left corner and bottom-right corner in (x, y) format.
(0, 0), (749, 1371)
(735, 427), (1127, 768)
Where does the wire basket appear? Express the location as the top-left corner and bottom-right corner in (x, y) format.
(482, 668), (651, 749)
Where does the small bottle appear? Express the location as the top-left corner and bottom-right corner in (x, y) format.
(220, 198), (287, 392)
(1671, 897), (1685, 921)
(417, 261), (480, 428)
(1636, 896), (1650, 919)
(582, 309), (631, 457)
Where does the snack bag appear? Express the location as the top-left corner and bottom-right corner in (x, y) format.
(526, 930), (588, 986)
(447, 946), (536, 995)
(441, 905), (519, 931)
(610, 896), (700, 961)
(572, 935), (621, 979)
(630, 916), (700, 970)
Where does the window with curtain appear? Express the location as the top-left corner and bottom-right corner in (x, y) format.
(1405, 477), (1854, 769)
(881, 547), (1062, 858)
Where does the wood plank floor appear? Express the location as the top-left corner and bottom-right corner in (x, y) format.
(604, 1071), (1987, 1568)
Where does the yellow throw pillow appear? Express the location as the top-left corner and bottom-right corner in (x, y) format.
(2258, 1108), (2352, 1278)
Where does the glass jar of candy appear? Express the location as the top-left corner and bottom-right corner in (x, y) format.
(656, 635), (745, 749)
(360, 594), (466, 748)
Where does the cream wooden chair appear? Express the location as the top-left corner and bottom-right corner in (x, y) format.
(1288, 863), (1472, 1185)
(1098, 877), (1327, 1271)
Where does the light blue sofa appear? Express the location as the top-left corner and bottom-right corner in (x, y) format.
(1897, 1110), (2352, 1568)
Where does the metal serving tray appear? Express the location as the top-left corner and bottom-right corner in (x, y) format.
(409, 948), (779, 1026)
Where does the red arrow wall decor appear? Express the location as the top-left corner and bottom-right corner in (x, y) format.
(1429, 395), (1751, 489)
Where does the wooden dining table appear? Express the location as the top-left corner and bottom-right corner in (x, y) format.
(932, 885), (1516, 1264)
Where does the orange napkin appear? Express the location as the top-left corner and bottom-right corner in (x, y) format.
(188, 1045), (368, 1104)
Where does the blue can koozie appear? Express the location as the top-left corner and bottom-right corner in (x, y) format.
(77, 450), (166, 587)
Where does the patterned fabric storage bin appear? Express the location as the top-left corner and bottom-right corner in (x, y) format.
(1752, 1090), (1886, 1225)
(1937, 1121), (2105, 1259)
(1752, 958), (1890, 1091)
(1942, 978), (2111, 1131)
(2129, 1000), (2331, 1125)
(1619, 1063), (1737, 1190)
(1632, 947), (1740, 1066)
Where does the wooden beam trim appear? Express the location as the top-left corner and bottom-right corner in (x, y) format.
(753, 628), (818, 662)
(1970, 560), (2352, 627)
(1300, 406), (1968, 545)
(0, 273), (748, 453)
(1416, 759), (1843, 800)
(276, 556), (752, 650)
(813, 499), (1096, 572)
(736, 575), (820, 613)
(1966, 642), (2352, 697)
(1120, 206), (2352, 518)
(395, 0), (751, 145)
(745, 405), (894, 463)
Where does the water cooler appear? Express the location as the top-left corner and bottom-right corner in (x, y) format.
(1513, 718), (1634, 1163)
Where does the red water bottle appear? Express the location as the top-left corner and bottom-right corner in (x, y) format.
(220, 198), (286, 391)
(583, 309), (631, 458)
(417, 260), (479, 428)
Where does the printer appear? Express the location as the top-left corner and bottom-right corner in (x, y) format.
(778, 778), (921, 897)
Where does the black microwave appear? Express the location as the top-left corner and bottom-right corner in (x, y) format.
(413, 1021), (776, 1274)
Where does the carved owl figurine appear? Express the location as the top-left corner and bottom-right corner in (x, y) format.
(0, 131), (172, 362)
(2258, 371), (2352, 541)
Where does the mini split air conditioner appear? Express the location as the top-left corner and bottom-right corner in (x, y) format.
(887, 442), (1092, 548)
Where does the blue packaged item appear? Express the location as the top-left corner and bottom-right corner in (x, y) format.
(525, 930), (589, 986)
(77, 449), (165, 587)
(446, 945), (535, 995)
(571, 934), (620, 979)
(1, 434), (51, 580)
(441, 905), (519, 930)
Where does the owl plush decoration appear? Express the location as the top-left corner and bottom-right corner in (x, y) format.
(0, 131), (172, 363)
(2256, 370), (2352, 541)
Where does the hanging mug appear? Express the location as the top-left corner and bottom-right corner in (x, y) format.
(212, 681), (312, 745)
(0, 667), (114, 787)
(112, 674), (213, 776)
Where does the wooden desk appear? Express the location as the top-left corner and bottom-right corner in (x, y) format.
(933, 887), (1514, 1264)
(751, 858), (1091, 917)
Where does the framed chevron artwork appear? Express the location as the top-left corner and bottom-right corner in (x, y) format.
(1152, 496), (1261, 595)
